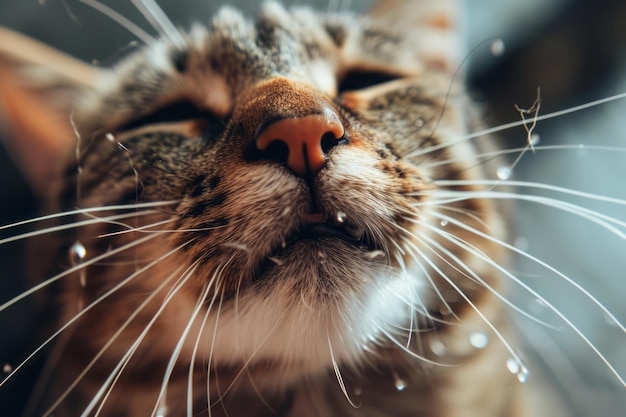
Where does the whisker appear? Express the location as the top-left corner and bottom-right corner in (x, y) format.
(431, 209), (626, 334)
(0, 210), (160, 245)
(327, 328), (360, 408)
(85, 260), (200, 417)
(76, 0), (156, 44)
(187, 264), (227, 417)
(407, 92), (626, 159)
(397, 232), (526, 368)
(403, 226), (557, 329)
(424, 190), (626, 239)
(152, 265), (211, 417)
(429, 211), (626, 387)
(421, 144), (626, 169)
(0, 232), (174, 389)
(431, 179), (626, 207)
(0, 201), (178, 232)
(42, 264), (185, 416)
(0, 232), (162, 313)
(130, 0), (185, 47)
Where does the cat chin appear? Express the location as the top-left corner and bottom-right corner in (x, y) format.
(183, 243), (427, 378)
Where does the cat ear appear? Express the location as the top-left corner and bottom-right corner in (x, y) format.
(0, 27), (101, 197)
(369, 0), (462, 73)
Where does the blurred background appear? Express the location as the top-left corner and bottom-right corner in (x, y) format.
(0, 0), (625, 415)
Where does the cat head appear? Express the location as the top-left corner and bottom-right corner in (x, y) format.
(0, 0), (504, 380)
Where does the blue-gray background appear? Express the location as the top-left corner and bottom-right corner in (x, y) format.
(0, 1), (624, 416)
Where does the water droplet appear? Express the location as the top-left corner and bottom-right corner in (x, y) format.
(430, 340), (446, 356)
(415, 118), (425, 127)
(281, 240), (287, 249)
(105, 133), (116, 142)
(530, 133), (540, 146)
(577, 144), (588, 156)
(38, 0), (46, 5)
(517, 365), (530, 383)
(393, 376), (407, 391)
(490, 39), (505, 56)
(506, 357), (520, 374)
(69, 242), (87, 265)
(439, 219), (448, 227)
(353, 387), (362, 396)
(336, 211), (347, 224)
(156, 400), (168, 417)
(3, 363), (12, 373)
(468, 332), (489, 349)
(497, 166), (511, 180)
(506, 358), (529, 383)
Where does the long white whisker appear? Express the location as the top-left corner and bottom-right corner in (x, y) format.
(76, 0), (156, 44)
(0, 232), (175, 389)
(403, 225), (557, 329)
(327, 329), (360, 408)
(407, 92), (626, 159)
(130, 0), (185, 47)
(152, 270), (213, 417)
(431, 179), (626, 207)
(42, 264), (185, 416)
(187, 264), (226, 417)
(430, 211), (626, 387)
(0, 201), (178, 232)
(0, 232), (162, 313)
(86, 260), (201, 417)
(421, 144), (626, 169)
(0, 210), (160, 245)
(425, 190), (626, 239)
(398, 230), (526, 366)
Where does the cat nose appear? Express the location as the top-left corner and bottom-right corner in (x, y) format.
(255, 108), (345, 177)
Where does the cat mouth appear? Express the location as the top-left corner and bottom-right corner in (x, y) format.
(251, 217), (381, 282)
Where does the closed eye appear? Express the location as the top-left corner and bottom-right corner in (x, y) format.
(338, 69), (401, 93)
(118, 101), (226, 143)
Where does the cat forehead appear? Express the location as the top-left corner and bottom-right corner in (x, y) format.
(82, 4), (420, 130)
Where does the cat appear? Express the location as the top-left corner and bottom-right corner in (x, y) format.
(0, 1), (624, 416)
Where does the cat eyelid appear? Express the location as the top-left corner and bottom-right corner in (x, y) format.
(117, 100), (223, 133)
(337, 69), (403, 93)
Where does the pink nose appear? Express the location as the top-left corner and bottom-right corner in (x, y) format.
(256, 111), (345, 177)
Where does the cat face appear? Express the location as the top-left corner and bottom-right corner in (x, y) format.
(49, 4), (503, 377)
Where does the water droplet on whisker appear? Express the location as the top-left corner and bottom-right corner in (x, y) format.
(517, 365), (529, 383)
(469, 332), (489, 349)
(336, 211), (347, 223)
(506, 358), (529, 383)
(497, 166), (511, 180)
(69, 242), (87, 266)
(439, 219), (448, 227)
(105, 133), (116, 142)
(393, 374), (407, 391)
(490, 39), (506, 57)
(506, 357), (520, 374)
